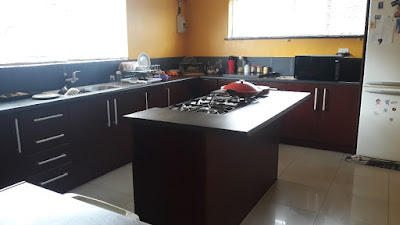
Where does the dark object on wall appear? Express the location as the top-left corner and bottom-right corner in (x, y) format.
(294, 55), (362, 82)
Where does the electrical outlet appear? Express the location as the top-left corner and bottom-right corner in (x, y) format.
(338, 48), (349, 54)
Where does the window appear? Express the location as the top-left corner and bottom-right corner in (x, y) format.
(0, 0), (128, 66)
(228, 0), (368, 39)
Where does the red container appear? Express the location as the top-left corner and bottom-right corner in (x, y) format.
(228, 60), (235, 74)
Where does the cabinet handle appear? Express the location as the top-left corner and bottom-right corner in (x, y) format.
(313, 88), (318, 111)
(145, 92), (149, 109)
(36, 134), (65, 144)
(322, 88), (327, 111)
(106, 100), (111, 127)
(14, 118), (22, 154)
(114, 98), (118, 125)
(40, 172), (69, 186)
(34, 113), (63, 122)
(37, 153), (67, 166)
(167, 88), (170, 106)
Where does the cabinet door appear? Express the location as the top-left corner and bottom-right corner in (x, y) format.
(147, 86), (169, 109)
(317, 85), (360, 152)
(281, 83), (320, 142)
(197, 79), (219, 97)
(168, 80), (196, 105)
(0, 114), (25, 188)
(69, 95), (113, 183)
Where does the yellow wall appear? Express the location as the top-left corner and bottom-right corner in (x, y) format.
(126, 0), (185, 59)
(184, 0), (365, 58)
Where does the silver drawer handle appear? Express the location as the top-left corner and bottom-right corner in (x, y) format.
(107, 100), (111, 127)
(114, 98), (118, 125)
(34, 113), (63, 122)
(40, 172), (69, 186)
(15, 118), (22, 154)
(322, 88), (327, 111)
(313, 88), (318, 111)
(145, 92), (149, 109)
(37, 153), (67, 166)
(167, 88), (170, 106)
(36, 134), (65, 144)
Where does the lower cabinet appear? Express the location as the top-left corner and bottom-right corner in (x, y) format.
(280, 83), (360, 153)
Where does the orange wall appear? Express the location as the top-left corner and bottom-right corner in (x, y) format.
(126, 0), (185, 59)
(184, 0), (364, 58)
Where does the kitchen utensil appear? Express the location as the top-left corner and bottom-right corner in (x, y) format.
(32, 93), (61, 100)
(137, 52), (151, 70)
(221, 79), (270, 97)
(64, 88), (80, 96)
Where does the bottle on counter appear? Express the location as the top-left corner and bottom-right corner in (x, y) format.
(244, 64), (250, 75)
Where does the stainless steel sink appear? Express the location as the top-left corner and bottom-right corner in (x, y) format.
(78, 85), (120, 93)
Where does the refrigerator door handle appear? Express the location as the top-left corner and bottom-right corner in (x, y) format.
(366, 81), (400, 87)
(365, 89), (400, 95)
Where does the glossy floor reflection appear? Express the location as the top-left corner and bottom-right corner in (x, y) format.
(241, 144), (397, 225)
(68, 145), (399, 225)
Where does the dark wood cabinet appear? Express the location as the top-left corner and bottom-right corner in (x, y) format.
(280, 83), (360, 153)
(197, 78), (219, 97)
(0, 115), (25, 189)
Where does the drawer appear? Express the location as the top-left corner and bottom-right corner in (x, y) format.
(25, 143), (72, 176)
(26, 162), (74, 193)
(18, 104), (69, 154)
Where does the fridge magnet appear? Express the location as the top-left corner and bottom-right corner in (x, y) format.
(376, 15), (382, 20)
(396, 6), (400, 17)
(386, 99), (391, 105)
(374, 111), (380, 116)
(396, 19), (400, 33)
(379, 1), (384, 9)
(392, 0), (400, 7)
(384, 108), (388, 112)
(376, 99), (381, 104)
(378, 38), (383, 44)
(393, 107), (397, 111)
(390, 118), (394, 122)
(371, 21), (377, 29)
(391, 101), (398, 104)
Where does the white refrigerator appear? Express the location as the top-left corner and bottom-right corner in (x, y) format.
(357, 0), (400, 161)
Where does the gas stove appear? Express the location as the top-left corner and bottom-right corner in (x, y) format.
(168, 91), (264, 115)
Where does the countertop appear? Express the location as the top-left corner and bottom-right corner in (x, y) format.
(0, 182), (149, 225)
(0, 74), (355, 114)
(0, 76), (195, 114)
(124, 90), (310, 136)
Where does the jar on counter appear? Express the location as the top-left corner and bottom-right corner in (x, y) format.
(250, 66), (257, 74)
(256, 66), (263, 74)
(244, 64), (250, 75)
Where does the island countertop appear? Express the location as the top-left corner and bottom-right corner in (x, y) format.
(124, 90), (310, 136)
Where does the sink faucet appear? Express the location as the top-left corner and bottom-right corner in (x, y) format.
(66, 71), (80, 84)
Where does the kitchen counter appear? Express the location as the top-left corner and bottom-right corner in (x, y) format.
(124, 90), (310, 136)
(125, 89), (310, 225)
(212, 74), (361, 86)
(0, 76), (195, 114)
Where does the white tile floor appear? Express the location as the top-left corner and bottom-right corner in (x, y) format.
(69, 144), (400, 225)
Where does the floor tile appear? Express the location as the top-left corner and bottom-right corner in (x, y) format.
(265, 180), (327, 212)
(88, 163), (134, 196)
(337, 161), (390, 179)
(240, 200), (318, 225)
(319, 189), (388, 225)
(277, 144), (302, 177)
(123, 200), (135, 213)
(295, 148), (343, 168)
(314, 214), (376, 225)
(279, 162), (338, 190)
(68, 183), (133, 209)
(331, 174), (388, 201)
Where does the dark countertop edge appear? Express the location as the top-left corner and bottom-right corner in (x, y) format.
(0, 76), (197, 115)
(201, 75), (360, 86)
(124, 92), (311, 136)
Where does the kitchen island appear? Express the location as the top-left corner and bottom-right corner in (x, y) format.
(124, 90), (310, 225)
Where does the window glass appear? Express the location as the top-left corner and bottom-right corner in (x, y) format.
(228, 0), (368, 38)
(0, 0), (128, 66)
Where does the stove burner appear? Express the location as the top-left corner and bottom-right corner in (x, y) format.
(168, 92), (263, 115)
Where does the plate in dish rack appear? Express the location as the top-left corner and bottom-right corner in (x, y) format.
(137, 52), (151, 70)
